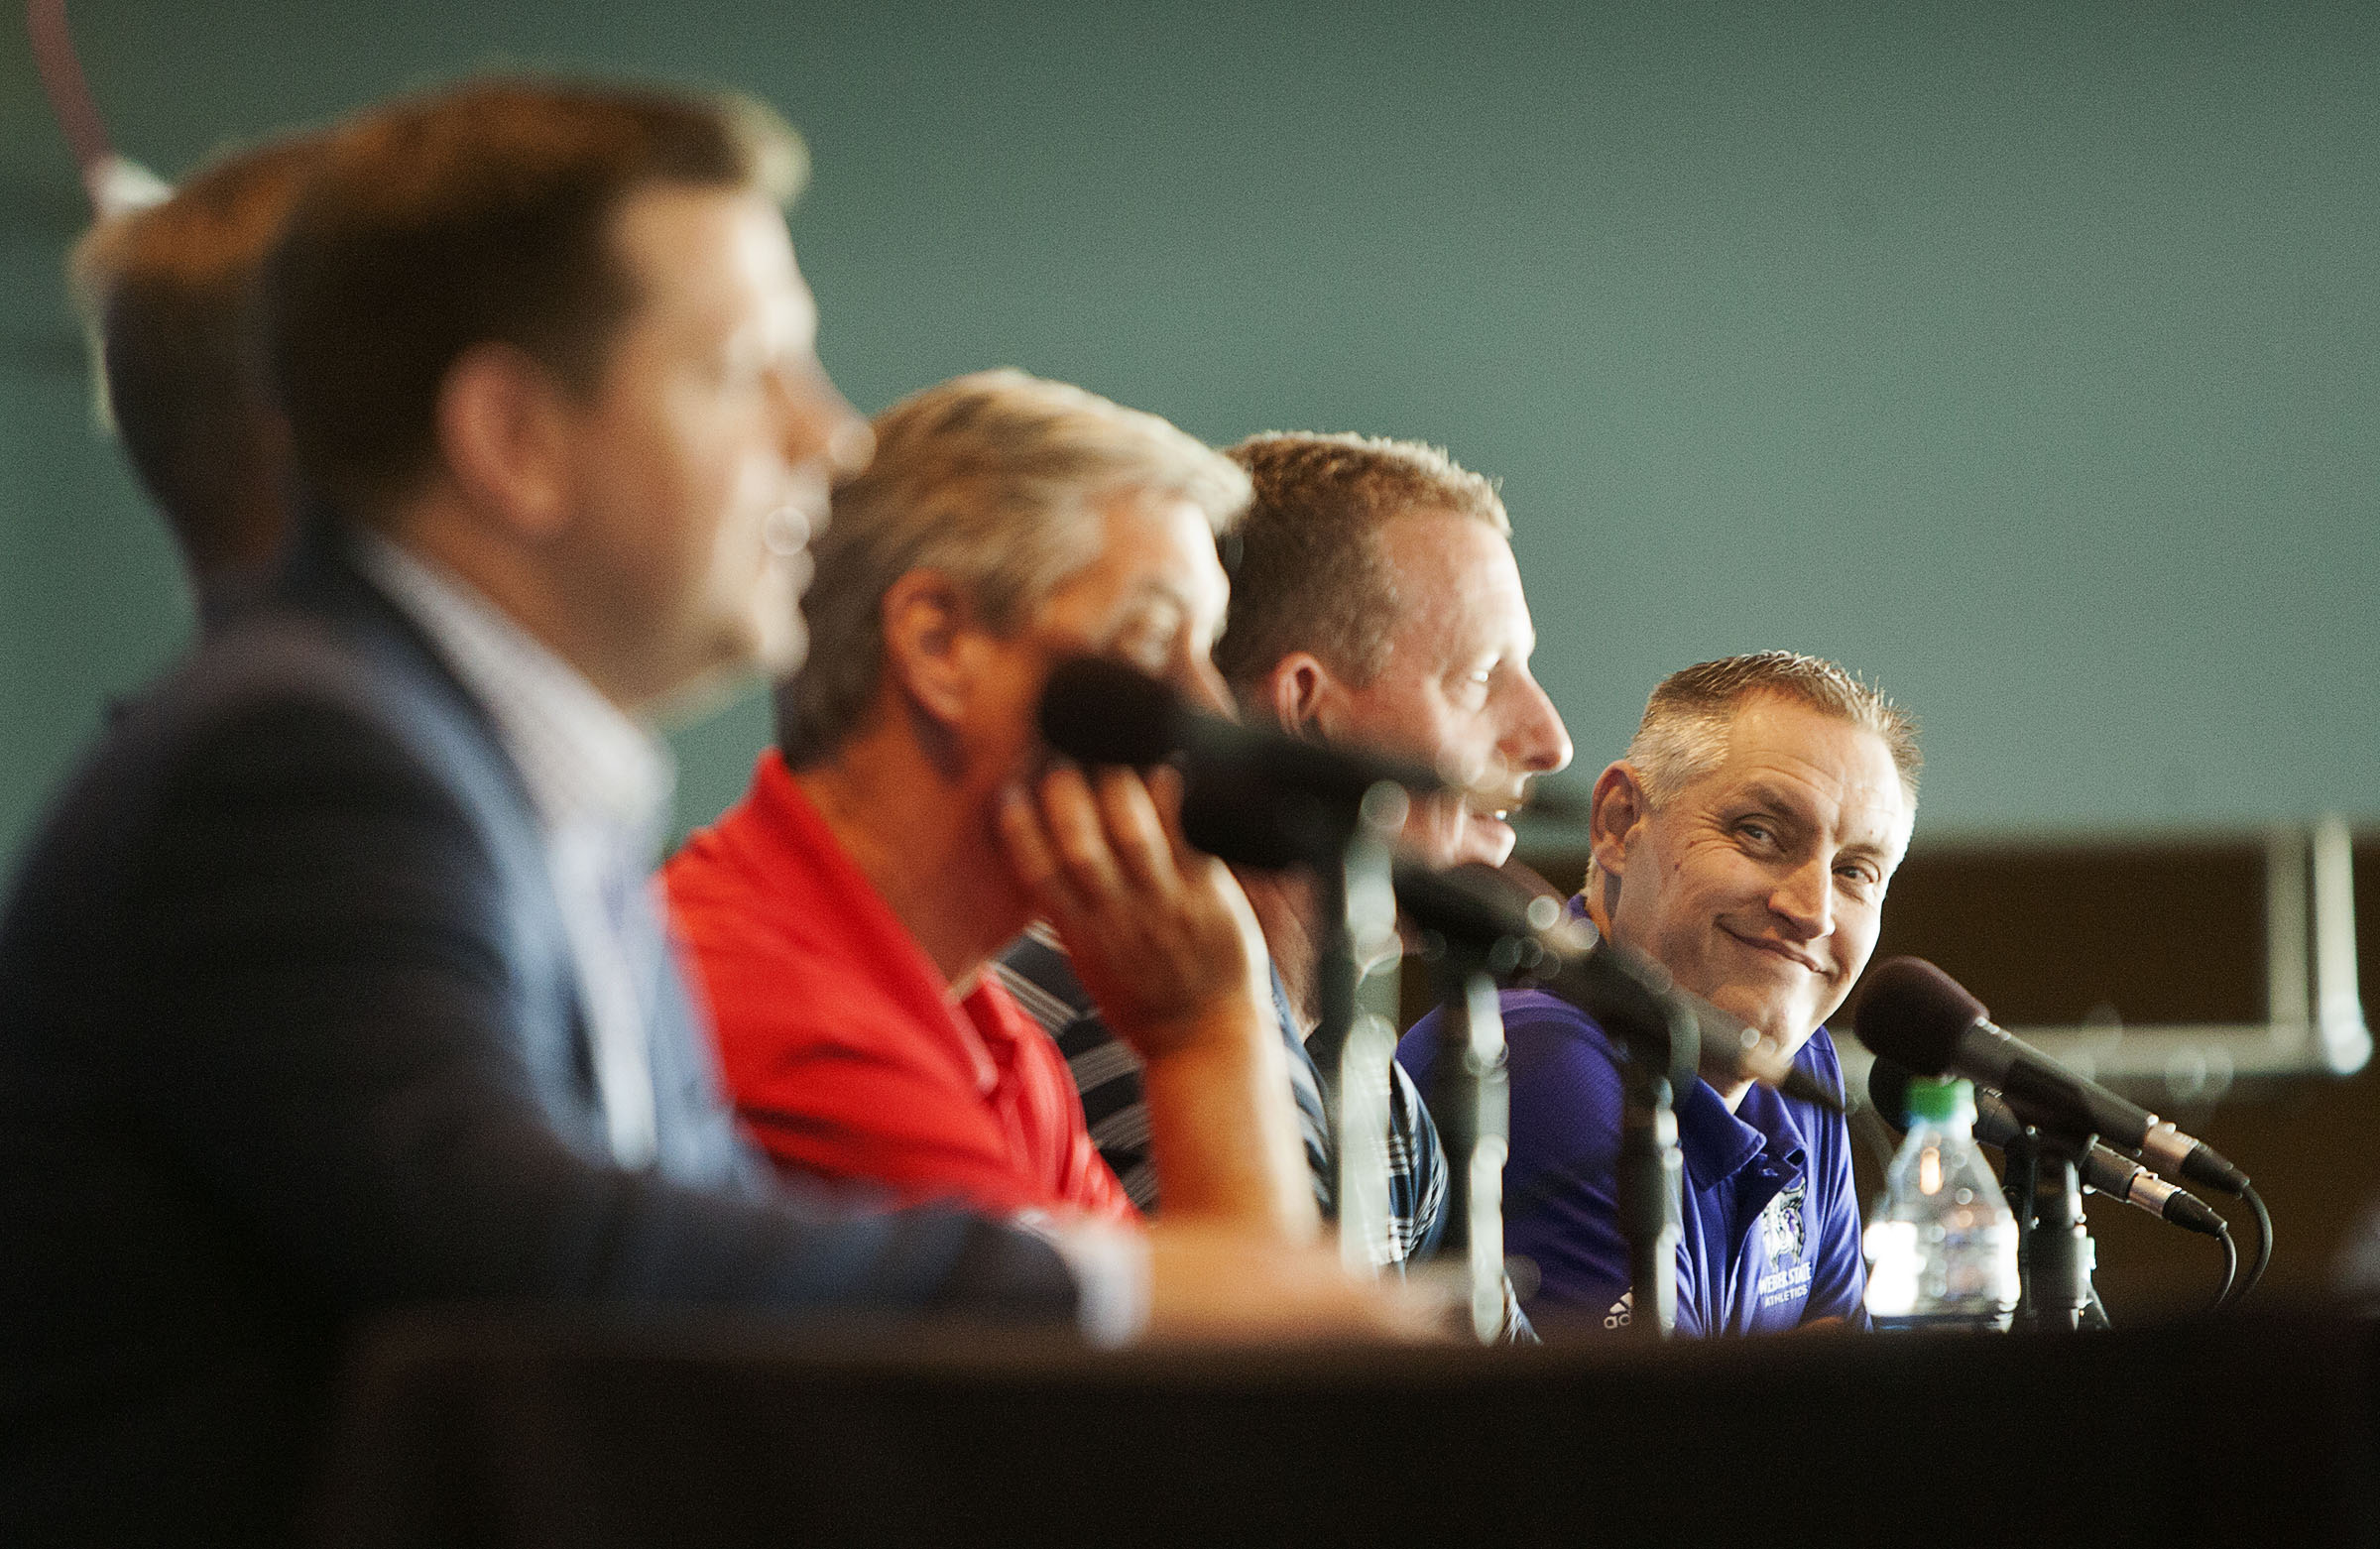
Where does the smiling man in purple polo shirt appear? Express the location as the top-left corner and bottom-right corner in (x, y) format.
(1401, 651), (1919, 1335)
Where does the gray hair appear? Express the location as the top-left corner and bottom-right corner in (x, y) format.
(1624, 650), (1921, 806)
(777, 368), (1251, 765)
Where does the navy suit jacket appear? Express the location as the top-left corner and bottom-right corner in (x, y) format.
(0, 533), (1074, 1543)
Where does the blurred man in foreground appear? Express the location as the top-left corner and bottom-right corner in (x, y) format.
(668, 370), (1318, 1240)
(1402, 652), (1917, 1335)
(998, 431), (1574, 1271)
(0, 80), (1406, 1548)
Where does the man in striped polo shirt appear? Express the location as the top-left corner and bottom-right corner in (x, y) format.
(998, 432), (1574, 1285)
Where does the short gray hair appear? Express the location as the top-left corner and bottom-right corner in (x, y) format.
(778, 368), (1251, 765)
(1625, 650), (1921, 806)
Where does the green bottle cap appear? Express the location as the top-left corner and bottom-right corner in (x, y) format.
(1904, 1075), (1975, 1125)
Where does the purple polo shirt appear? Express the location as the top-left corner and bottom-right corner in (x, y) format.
(1398, 988), (1867, 1336)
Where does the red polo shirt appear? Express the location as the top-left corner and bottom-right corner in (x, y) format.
(664, 750), (1133, 1223)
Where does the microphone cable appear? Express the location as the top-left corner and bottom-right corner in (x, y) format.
(2208, 1222), (2238, 1315)
(2230, 1182), (2273, 1307)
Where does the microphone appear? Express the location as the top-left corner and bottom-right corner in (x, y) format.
(1038, 655), (1445, 803)
(1390, 860), (1844, 1115)
(1853, 957), (2250, 1196)
(1866, 1056), (2227, 1239)
(1039, 656), (1453, 867)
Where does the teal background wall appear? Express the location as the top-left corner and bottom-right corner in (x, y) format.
(6, 1), (2376, 872)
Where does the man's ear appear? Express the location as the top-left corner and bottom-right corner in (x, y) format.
(1588, 762), (1650, 881)
(433, 342), (574, 540)
(877, 568), (975, 729)
(1259, 652), (1336, 741)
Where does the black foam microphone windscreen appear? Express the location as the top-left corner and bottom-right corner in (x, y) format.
(1853, 957), (1988, 1075)
(1036, 655), (1181, 769)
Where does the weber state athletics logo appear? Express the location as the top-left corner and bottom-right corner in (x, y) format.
(1752, 1181), (1815, 1313)
(1758, 1181), (1808, 1265)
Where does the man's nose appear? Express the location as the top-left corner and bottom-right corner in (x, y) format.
(1175, 651), (1238, 720)
(778, 364), (874, 494)
(1769, 856), (1835, 941)
(1499, 671), (1573, 776)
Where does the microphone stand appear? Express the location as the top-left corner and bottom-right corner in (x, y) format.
(1178, 760), (1409, 1277)
(1174, 742), (1707, 1340)
(1615, 1036), (1686, 1342)
(1397, 883), (1697, 1343)
(1419, 935), (1514, 1343)
(1227, 779), (1516, 1337)
(1551, 938), (1698, 1344)
(1309, 787), (1405, 1280)
(2002, 1127), (2104, 1332)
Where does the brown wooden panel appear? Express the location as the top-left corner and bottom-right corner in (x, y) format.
(1860, 840), (2269, 1026)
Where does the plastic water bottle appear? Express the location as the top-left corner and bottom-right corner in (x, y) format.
(1863, 1076), (2020, 1332)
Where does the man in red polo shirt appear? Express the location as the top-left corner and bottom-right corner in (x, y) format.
(666, 369), (1316, 1238)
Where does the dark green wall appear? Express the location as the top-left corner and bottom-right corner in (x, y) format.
(6, 1), (2377, 870)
